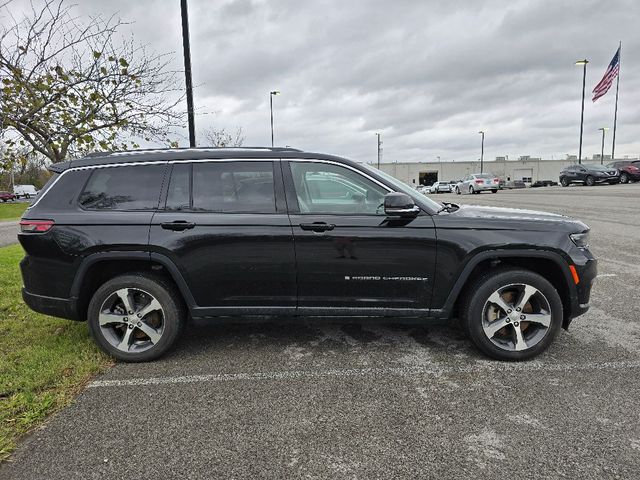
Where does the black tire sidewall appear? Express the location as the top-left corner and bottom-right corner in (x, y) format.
(585, 176), (595, 186)
(463, 269), (563, 361)
(87, 274), (185, 362)
(561, 177), (568, 187)
(620, 173), (628, 183)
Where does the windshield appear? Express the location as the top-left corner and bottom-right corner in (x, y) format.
(359, 163), (441, 211)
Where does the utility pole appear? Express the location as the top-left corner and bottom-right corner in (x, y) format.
(270, 91), (280, 147)
(575, 59), (589, 164)
(180, 0), (196, 147)
(376, 133), (382, 169)
(479, 131), (485, 173)
(598, 127), (608, 164)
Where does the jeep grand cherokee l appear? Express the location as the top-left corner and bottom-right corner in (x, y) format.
(19, 147), (596, 362)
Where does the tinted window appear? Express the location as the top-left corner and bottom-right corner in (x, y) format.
(165, 163), (191, 211)
(79, 164), (165, 210)
(191, 161), (276, 213)
(290, 162), (387, 214)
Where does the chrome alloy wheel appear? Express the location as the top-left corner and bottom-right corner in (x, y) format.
(98, 288), (165, 353)
(482, 283), (552, 352)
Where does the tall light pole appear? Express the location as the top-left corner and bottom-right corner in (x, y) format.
(478, 130), (485, 173)
(180, 0), (196, 147)
(269, 90), (280, 147)
(598, 127), (609, 165)
(575, 59), (589, 164)
(376, 133), (382, 169)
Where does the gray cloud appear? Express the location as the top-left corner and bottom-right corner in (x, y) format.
(9, 0), (640, 162)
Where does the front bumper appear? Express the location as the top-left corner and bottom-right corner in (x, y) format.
(22, 288), (81, 321)
(564, 248), (597, 327)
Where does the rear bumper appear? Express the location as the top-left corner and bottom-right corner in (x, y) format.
(22, 288), (82, 321)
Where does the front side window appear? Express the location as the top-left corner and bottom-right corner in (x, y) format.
(165, 161), (276, 213)
(290, 162), (387, 214)
(79, 164), (165, 210)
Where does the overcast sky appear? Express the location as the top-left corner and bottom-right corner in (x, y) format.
(10, 0), (640, 163)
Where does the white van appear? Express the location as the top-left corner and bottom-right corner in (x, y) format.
(13, 184), (38, 199)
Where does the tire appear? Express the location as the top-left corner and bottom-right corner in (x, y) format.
(455, 186), (461, 195)
(620, 173), (629, 184)
(560, 177), (569, 187)
(584, 175), (595, 186)
(87, 273), (185, 362)
(468, 185), (474, 195)
(460, 268), (563, 361)
(491, 189), (497, 193)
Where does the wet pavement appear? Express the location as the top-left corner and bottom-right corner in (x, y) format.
(2, 183), (640, 479)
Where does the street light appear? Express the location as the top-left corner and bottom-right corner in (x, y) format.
(269, 90), (280, 147)
(598, 127), (609, 165)
(478, 131), (485, 173)
(575, 59), (589, 164)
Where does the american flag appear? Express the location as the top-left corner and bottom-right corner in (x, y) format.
(592, 46), (620, 102)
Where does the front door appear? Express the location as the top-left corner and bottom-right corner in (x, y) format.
(284, 159), (437, 316)
(150, 159), (296, 316)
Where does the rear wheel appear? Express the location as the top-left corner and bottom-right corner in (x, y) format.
(461, 268), (563, 361)
(560, 177), (569, 187)
(585, 175), (595, 186)
(87, 273), (185, 362)
(468, 185), (474, 194)
(491, 189), (498, 193)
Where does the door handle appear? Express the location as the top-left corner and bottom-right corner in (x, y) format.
(300, 222), (335, 232)
(161, 221), (196, 231)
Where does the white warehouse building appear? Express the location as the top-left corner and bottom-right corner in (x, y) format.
(377, 155), (634, 186)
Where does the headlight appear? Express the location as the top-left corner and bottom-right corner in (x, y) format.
(570, 232), (590, 248)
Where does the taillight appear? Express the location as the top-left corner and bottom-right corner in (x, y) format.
(475, 180), (484, 184)
(20, 220), (54, 233)
(493, 178), (499, 183)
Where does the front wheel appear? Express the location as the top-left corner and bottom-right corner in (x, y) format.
(585, 175), (595, 186)
(461, 268), (563, 361)
(87, 273), (185, 362)
(468, 186), (474, 195)
(455, 186), (461, 195)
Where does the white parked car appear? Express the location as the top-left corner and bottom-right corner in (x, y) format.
(13, 184), (38, 199)
(453, 174), (499, 194)
(428, 181), (451, 194)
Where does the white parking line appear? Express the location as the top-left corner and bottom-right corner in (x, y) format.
(88, 360), (640, 388)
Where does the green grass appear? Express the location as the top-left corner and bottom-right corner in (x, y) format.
(0, 244), (110, 462)
(0, 203), (28, 222)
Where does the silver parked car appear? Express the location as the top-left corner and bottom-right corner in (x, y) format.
(454, 173), (500, 194)
(427, 181), (451, 194)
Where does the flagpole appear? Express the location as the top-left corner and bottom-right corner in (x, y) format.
(611, 41), (621, 161)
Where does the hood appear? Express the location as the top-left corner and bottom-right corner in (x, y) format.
(445, 204), (589, 233)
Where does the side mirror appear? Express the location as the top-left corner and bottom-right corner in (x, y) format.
(384, 192), (420, 217)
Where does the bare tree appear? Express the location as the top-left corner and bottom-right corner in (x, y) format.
(0, 0), (184, 162)
(201, 126), (245, 148)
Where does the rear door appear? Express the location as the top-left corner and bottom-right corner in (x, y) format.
(283, 159), (437, 315)
(149, 159), (296, 316)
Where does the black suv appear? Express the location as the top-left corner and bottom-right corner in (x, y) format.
(19, 148), (596, 362)
(559, 164), (619, 186)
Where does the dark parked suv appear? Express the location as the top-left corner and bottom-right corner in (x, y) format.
(19, 147), (596, 362)
(606, 160), (640, 184)
(559, 164), (619, 186)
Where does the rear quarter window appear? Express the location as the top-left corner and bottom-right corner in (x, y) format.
(79, 164), (166, 210)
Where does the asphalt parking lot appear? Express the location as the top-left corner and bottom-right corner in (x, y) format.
(2, 184), (640, 479)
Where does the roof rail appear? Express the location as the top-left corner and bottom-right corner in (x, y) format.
(82, 146), (302, 158)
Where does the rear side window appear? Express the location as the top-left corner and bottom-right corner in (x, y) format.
(79, 164), (165, 210)
(165, 161), (276, 213)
